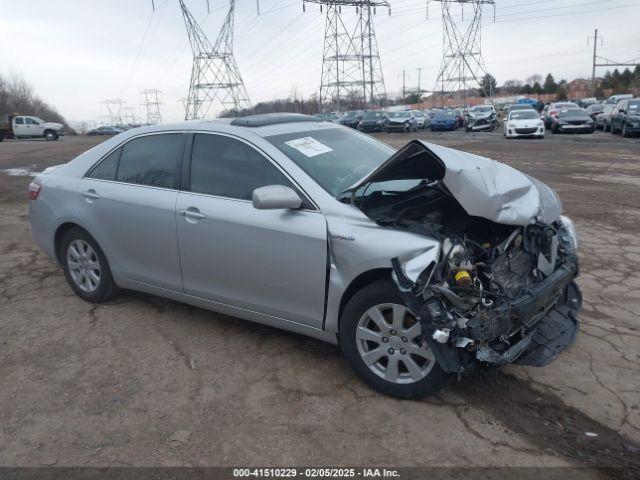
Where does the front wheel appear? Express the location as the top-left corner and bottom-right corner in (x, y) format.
(622, 123), (631, 137)
(339, 279), (451, 399)
(60, 227), (120, 303)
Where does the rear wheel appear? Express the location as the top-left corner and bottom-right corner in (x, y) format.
(44, 130), (58, 141)
(339, 279), (450, 399)
(60, 227), (119, 303)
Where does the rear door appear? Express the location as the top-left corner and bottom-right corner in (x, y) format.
(175, 132), (328, 328)
(12, 117), (28, 136)
(77, 132), (187, 291)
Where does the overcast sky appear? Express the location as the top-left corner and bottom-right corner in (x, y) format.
(2, 0), (639, 123)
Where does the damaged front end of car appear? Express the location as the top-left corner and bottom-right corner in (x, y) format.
(344, 140), (582, 374)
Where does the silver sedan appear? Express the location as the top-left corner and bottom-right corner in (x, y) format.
(29, 113), (581, 398)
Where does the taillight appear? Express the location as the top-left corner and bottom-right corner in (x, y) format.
(550, 110), (558, 117)
(28, 182), (41, 200)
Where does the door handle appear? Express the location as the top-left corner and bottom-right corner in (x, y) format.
(179, 208), (206, 220)
(82, 190), (100, 200)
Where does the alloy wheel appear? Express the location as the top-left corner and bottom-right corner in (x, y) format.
(67, 239), (101, 293)
(355, 303), (435, 384)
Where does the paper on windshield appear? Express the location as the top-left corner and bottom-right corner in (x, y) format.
(284, 137), (333, 158)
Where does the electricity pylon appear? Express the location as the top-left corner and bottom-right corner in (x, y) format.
(304, 1), (389, 112)
(179, 0), (251, 119)
(430, 0), (495, 104)
(141, 89), (163, 124)
(102, 99), (125, 125)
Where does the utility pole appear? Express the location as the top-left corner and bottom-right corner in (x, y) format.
(179, 0), (251, 119)
(588, 29), (602, 95)
(588, 29), (639, 96)
(304, 1), (390, 112)
(398, 70), (407, 99)
(416, 67), (423, 95)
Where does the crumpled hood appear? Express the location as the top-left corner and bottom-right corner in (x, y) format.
(467, 111), (493, 119)
(345, 140), (562, 226)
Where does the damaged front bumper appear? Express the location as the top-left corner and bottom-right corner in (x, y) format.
(392, 255), (581, 374)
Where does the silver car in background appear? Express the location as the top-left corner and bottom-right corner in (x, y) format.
(29, 113), (581, 399)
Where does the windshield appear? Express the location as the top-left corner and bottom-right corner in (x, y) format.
(364, 111), (384, 119)
(509, 110), (539, 120)
(559, 109), (589, 118)
(415, 111), (425, 117)
(628, 100), (640, 111)
(342, 111), (358, 119)
(389, 112), (410, 118)
(265, 127), (393, 197)
(472, 106), (492, 113)
(433, 111), (455, 119)
(554, 103), (579, 109)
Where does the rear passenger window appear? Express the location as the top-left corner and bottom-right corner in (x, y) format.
(87, 148), (120, 181)
(15, 117), (24, 125)
(116, 134), (184, 189)
(190, 134), (293, 200)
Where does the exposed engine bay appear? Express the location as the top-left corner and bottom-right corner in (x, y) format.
(345, 140), (581, 373)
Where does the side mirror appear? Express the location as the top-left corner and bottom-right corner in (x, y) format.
(252, 185), (302, 210)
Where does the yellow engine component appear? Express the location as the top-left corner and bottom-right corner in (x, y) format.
(454, 270), (473, 287)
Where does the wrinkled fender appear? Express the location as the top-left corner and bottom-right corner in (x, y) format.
(322, 206), (440, 335)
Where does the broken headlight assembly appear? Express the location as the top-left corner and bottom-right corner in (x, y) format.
(559, 215), (579, 252)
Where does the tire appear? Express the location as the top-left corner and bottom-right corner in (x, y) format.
(339, 279), (451, 399)
(622, 123), (630, 137)
(44, 130), (59, 141)
(60, 227), (120, 303)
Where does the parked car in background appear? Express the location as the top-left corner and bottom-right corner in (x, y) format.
(430, 110), (458, 131)
(338, 111), (363, 129)
(508, 104), (535, 113)
(610, 98), (640, 137)
(414, 110), (431, 129)
(465, 105), (497, 132)
(386, 111), (417, 132)
(586, 104), (604, 120)
(595, 105), (615, 131)
(605, 93), (633, 105)
(358, 110), (388, 132)
(550, 108), (595, 134)
(28, 113), (581, 399)
(87, 126), (124, 136)
(541, 102), (580, 128)
(503, 109), (545, 139)
(453, 108), (465, 127)
(0, 114), (65, 141)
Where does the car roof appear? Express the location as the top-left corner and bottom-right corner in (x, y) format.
(110, 113), (342, 139)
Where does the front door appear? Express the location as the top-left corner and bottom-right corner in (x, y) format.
(25, 117), (45, 136)
(176, 133), (328, 328)
(77, 133), (187, 291)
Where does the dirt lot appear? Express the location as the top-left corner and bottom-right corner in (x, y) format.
(1, 130), (639, 476)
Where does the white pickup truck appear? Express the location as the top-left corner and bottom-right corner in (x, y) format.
(0, 114), (65, 141)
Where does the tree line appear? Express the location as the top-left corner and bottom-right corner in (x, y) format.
(0, 72), (71, 130)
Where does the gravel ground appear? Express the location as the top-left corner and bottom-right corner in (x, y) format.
(0, 130), (639, 476)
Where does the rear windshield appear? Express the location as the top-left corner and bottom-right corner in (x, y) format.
(628, 101), (640, 110)
(434, 111), (455, 119)
(364, 111), (384, 119)
(389, 112), (410, 118)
